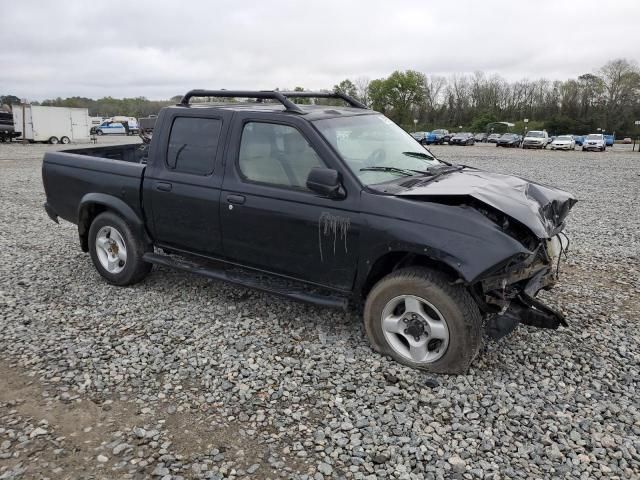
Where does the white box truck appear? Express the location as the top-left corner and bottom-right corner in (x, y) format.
(13, 105), (90, 144)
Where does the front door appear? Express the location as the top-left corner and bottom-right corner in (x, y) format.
(220, 113), (361, 290)
(143, 111), (230, 256)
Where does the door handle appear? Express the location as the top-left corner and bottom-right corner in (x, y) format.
(226, 194), (246, 205)
(156, 182), (172, 192)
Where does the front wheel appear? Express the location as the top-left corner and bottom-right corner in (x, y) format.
(96, 129), (104, 136)
(49, 136), (59, 144)
(88, 212), (152, 286)
(364, 267), (482, 374)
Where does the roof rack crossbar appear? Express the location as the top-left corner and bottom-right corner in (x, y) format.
(179, 90), (367, 113)
(180, 90), (304, 113)
(278, 91), (367, 109)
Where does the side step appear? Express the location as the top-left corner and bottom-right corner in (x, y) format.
(142, 252), (349, 310)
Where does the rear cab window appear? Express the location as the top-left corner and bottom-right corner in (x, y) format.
(166, 117), (222, 175)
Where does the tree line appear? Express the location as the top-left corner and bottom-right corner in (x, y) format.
(2, 58), (639, 136)
(331, 58), (640, 136)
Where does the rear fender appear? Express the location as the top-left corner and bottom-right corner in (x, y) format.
(77, 193), (148, 251)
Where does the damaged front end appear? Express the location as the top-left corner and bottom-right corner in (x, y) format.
(474, 234), (571, 340)
(393, 166), (578, 340)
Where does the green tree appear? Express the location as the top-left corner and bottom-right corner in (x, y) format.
(368, 70), (426, 127)
(333, 79), (358, 99)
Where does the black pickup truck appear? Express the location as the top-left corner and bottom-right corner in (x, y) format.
(42, 90), (576, 373)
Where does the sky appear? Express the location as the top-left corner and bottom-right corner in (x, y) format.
(2, 0), (639, 101)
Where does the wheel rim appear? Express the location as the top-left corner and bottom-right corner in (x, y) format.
(95, 226), (127, 274)
(381, 295), (450, 364)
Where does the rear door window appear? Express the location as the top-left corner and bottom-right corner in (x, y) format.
(166, 117), (222, 175)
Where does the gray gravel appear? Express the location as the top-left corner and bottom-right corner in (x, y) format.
(1, 138), (639, 479)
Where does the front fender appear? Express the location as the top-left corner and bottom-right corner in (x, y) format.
(354, 194), (534, 295)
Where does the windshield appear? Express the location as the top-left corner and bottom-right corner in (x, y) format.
(314, 114), (442, 185)
(586, 134), (602, 140)
(556, 136), (572, 141)
(527, 131), (544, 138)
(432, 129), (447, 135)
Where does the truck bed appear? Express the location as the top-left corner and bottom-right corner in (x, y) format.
(66, 143), (149, 163)
(42, 145), (146, 226)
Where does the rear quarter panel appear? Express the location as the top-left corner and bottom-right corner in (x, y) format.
(42, 152), (145, 224)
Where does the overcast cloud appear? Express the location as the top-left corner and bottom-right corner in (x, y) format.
(2, 0), (639, 100)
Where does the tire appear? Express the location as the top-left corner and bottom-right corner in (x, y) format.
(364, 267), (482, 374)
(60, 136), (70, 144)
(49, 136), (59, 144)
(88, 212), (152, 286)
(96, 129), (104, 136)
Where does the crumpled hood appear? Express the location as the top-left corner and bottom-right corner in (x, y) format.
(396, 168), (577, 239)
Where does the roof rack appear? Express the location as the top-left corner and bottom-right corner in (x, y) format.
(179, 90), (367, 114)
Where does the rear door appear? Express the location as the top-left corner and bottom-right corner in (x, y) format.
(70, 109), (89, 140)
(219, 111), (361, 290)
(143, 109), (232, 256)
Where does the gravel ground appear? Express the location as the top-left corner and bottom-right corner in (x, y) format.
(1, 138), (639, 479)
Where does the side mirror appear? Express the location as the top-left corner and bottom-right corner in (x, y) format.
(306, 167), (345, 199)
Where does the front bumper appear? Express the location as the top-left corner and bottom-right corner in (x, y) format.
(480, 234), (570, 339)
(583, 143), (604, 150)
(551, 144), (573, 150)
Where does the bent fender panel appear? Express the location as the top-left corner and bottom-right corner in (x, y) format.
(355, 210), (531, 294)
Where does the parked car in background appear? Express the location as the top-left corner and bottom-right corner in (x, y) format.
(550, 135), (576, 150)
(582, 133), (606, 151)
(410, 131), (429, 144)
(95, 121), (128, 136)
(443, 131), (455, 144)
(522, 130), (550, 149)
(487, 133), (502, 143)
(622, 137), (632, 144)
(94, 117), (140, 136)
(474, 132), (488, 143)
(572, 135), (585, 146)
(603, 134), (615, 146)
(449, 132), (475, 145)
(427, 129), (449, 145)
(496, 133), (522, 148)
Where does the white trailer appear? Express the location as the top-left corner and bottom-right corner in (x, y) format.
(13, 105), (90, 144)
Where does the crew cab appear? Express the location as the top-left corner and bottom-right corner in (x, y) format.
(42, 90), (576, 374)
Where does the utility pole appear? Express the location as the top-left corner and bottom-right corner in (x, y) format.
(21, 98), (27, 145)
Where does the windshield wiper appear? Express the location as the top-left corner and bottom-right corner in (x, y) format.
(402, 151), (436, 161)
(360, 166), (417, 176)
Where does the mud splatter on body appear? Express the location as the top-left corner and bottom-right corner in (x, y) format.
(318, 212), (351, 262)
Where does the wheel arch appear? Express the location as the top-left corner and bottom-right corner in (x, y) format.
(78, 193), (148, 252)
(358, 251), (464, 301)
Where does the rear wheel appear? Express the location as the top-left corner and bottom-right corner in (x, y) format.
(88, 212), (152, 286)
(60, 136), (70, 144)
(48, 136), (59, 144)
(364, 267), (482, 374)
